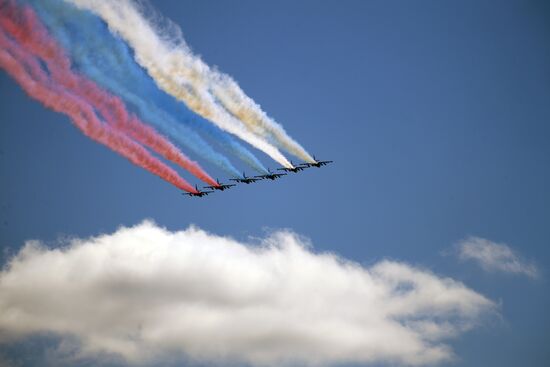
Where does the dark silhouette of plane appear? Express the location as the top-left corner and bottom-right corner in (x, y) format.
(277, 161), (306, 173)
(183, 185), (214, 197)
(255, 169), (287, 180)
(299, 155), (333, 168)
(229, 172), (262, 184)
(204, 179), (236, 191)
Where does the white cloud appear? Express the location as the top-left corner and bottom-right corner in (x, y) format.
(0, 221), (494, 366)
(456, 237), (539, 278)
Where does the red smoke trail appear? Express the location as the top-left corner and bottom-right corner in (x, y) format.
(0, 0), (218, 187)
(0, 30), (198, 193)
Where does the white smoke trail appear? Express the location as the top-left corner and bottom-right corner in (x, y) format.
(66, 0), (301, 167)
(209, 72), (315, 162)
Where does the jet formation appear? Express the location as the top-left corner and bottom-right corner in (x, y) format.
(183, 156), (333, 198)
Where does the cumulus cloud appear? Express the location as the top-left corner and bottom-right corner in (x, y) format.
(456, 237), (539, 278)
(0, 222), (494, 366)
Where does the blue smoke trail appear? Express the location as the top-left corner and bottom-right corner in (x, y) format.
(30, 0), (268, 176)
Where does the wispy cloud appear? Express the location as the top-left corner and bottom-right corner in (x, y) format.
(0, 221), (494, 366)
(456, 237), (539, 278)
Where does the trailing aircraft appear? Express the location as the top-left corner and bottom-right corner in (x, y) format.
(229, 173), (263, 184)
(299, 155), (333, 168)
(204, 179), (236, 191)
(255, 169), (287, 180)
(183, 185), (214, 197)
(277, 161), (306, 173)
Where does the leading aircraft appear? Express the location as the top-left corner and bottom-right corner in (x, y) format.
(204, 179), (236, 191)
(183, 185), (214, 197)
(299, 155), (333, 168)
(229, 172), (263, 184)
(277, 161), (306, 173)
(255, 169), (287, 181)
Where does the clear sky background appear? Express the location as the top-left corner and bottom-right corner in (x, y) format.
(1, 0), (549, 366)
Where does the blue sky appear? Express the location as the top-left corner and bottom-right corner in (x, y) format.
(0, 0), (549, 366)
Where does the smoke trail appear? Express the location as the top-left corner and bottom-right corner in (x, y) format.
(209, 73), (315, 163)
(23, 0), (242, 179)
(85, 0), (314, 163)
(67, 0), (296, 168)
(30, 0), (265, 176)
(0, 1), (219, 187)
(0, 23), (197, 193)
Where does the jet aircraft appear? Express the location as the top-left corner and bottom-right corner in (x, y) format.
(229, 173), (263, 184)
(183, 185), (214, 197)
(255, 169), (287, 180)
(277, 161), (306, 173)
(204, 179), (236, 191)
(299, 155), (333, 168)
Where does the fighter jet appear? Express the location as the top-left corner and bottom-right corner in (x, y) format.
(183, 185), (214, 197)
(204, 179), (236, 191)
(277, 161), (306, 173)
(255, 169), (287, 181)
(229, 172), (263, 184)
(299, 155), (333, 168)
